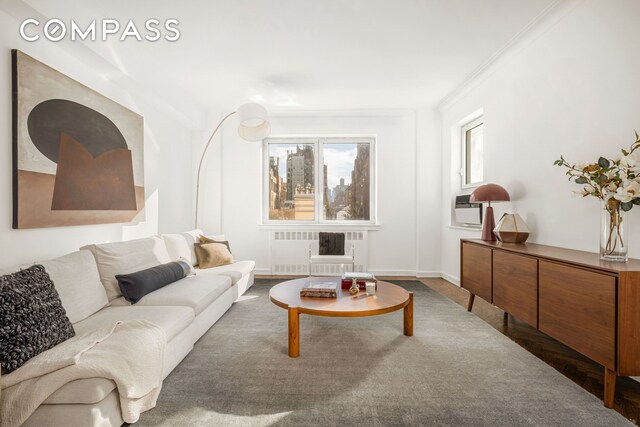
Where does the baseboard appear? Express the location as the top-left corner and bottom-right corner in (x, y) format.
(368, 269), (417, 277)
(416, 270), (441, 278)
(254, 267), (459, 285)
(441, 272), (460, 286)
(256, 268), (421, 277)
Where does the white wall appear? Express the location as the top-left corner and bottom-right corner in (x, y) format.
(440, 0), (640, 283)
(0, 9), (194, 268)
(198, 110), (442, 276)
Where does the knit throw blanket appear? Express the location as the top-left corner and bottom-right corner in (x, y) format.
(1, 319), (166, 426)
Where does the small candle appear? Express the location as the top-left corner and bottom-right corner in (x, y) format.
(366, 281), (376, 296)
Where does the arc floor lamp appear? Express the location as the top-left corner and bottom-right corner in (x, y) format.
(195, 103), (271, 228)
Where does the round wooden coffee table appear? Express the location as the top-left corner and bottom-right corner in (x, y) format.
(269, 276), (413, 357)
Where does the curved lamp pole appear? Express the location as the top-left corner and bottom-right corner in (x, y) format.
(194, 103), (270, 228)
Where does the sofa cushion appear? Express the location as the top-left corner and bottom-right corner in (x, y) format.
(82, 237), (172, 301)
(39, 250), (108, 324)
(215, 271), (243, 285)
(161, 233), (193, 262)
(195, 260), (255, 278)
(73, 305), (193, 342)
(110, 274), (232, 315)
(0, 251), (108, 325)
(43, 378), (116, 405)
(0, 265), (75, 373)
(116, 261), (191, 304)
(0, 263), (31, 276)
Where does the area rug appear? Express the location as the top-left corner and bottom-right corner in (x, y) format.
(134, 280), (631, 426)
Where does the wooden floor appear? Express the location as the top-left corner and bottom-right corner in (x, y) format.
(257, 274), (640, 423)
(418, 277), (640, 424)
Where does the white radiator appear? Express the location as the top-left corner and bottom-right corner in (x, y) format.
(269, 230), (368, 275)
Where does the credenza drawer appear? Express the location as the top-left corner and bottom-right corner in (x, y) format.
(538, 260), (616, 369)
(461, 242), (492, 303)
(493, 251), (538, 328)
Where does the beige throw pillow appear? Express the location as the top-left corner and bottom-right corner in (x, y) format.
(198, 234), (232, 253)
(194, 242), (234, 269)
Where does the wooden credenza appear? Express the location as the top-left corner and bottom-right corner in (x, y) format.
(460, 238), (640, 408)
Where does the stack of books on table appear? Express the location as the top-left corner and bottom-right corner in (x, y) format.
(341, 272), (377, 290)
(300, 282), (338, 298)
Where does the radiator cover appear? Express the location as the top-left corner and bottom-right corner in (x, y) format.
(269, 230), (368, 275)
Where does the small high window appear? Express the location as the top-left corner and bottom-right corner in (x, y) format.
(462, 117), (484, 187)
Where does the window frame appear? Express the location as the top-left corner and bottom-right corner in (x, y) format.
(262, 135), (376, 225)
(461, 116), (484, 189)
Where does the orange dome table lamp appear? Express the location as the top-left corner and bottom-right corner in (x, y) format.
(470, 183), (510, 241)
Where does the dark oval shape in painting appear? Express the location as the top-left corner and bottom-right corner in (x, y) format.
(27, 99), (128, 163)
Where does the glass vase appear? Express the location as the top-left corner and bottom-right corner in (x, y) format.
(600, 200), (628, 262)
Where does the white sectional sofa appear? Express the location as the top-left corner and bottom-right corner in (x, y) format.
(1, 229), (254, 427)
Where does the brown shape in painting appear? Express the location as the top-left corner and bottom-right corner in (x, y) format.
(51, 132), (137, 210)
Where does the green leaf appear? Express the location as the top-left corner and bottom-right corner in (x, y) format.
(622, 149), (630, 156)
(598, 157), (610, 168)
(622, 202), (634, 212)
(575, 176), (588, 184)
(633, 198), (640, 205)
(599, 174), (608, 182)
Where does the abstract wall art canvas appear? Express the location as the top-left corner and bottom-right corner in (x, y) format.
(11, 50), (145, 229)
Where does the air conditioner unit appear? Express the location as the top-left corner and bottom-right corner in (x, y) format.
(454, 195), (482, 226)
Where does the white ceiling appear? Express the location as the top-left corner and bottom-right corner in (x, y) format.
(16, 0), (560, 114)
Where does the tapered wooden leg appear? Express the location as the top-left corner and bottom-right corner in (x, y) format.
(404, 292), (414, 336)
(604, 367), (616, 408)
(467, 293), (475, 312)
(288, 306), (300, 357)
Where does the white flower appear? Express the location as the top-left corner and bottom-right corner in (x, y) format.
(620, 155), (638, 169)
(572, 189), (589, 197)
(603, 190), (615, 201)
(614, 181), (640, 203)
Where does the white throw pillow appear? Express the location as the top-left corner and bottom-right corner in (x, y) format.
(82, 236), (171, 301)
(39, 250), (108, 324)
(182, 229), (204, 241)
(181, 229), (204, 266)
(161, 233), (193, 261)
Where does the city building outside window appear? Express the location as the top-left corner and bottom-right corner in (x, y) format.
(462, 117), (484, 187)
(264, 137), (375, 224)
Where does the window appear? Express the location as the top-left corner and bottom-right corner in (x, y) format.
(264, 137), (375, 223)
(462, 117), (484, 186)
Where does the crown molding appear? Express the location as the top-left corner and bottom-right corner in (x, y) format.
(437, 0), (586, 112)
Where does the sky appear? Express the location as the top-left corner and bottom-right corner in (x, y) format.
(268, 143), (360, 189)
